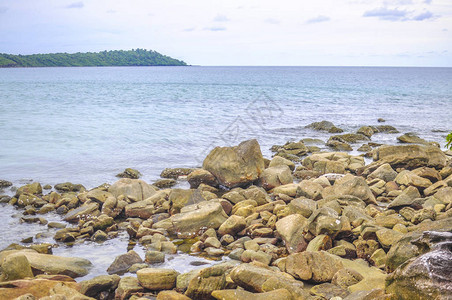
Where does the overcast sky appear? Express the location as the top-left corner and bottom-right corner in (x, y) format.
(0, 0), (451, 66)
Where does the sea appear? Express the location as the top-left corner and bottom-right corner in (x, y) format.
(0, 66), (451, 279)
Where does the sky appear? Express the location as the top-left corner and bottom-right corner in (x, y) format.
(0, 0), (451, 66)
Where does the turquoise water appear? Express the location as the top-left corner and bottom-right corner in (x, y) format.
(1, 66), (451, 188)
(0, 66), (451, 278)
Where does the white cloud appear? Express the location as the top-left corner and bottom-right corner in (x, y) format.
(65, 2), (84, 9)
(213, 14), (229, 22)
(306, 15), (331, 24)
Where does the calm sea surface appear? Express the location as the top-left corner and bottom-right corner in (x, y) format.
(0, 66), (451, 279)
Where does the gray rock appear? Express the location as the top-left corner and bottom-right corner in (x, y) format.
(107, 250), (143, 275)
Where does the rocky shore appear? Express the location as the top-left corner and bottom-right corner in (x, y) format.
(0, 121), (451, 300)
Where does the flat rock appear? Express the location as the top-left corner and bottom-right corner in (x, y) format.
(137, 268), (179, 290)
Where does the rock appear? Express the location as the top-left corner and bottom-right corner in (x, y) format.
(218, 215), (246, 236)
(330, 133), (370, 143)
(155, 200), (228, 237)
(323, 174), (376, 205)
(285, 251), (344, 282)
(48, 282), (94, 299)
(54, 182), (85, 193)
(376, 229), (404, 249)
(395, 170), (432, 189)
(386, 227), (452, 272)
(79, 274), (120, 298)
(332, 268), (364, 289)
(368, 163), (398, 182)
(310, 282), (350, 299)
(0, 179), (13, 188)
(15, 182), (42, 197)
(357, 126), (375, 138)
(169, 189), (205, 214)
(370, 144), (447, 170)
(137, 268), (179, 290)
(145, 250), (165, 264)
(397, 132), (431, 145)
(386, 238), (452, 299)
(258, 165), (293, 190)
(187, 169), (219, 188)
(269, 156), (295, 171)
(306, 234), (332, 252)
(115, 276), (144, 300)
(298, 180), (323, 200)
(107, 250), (143, 275)
(280, 141), (308, 156)
(387, 186), (421, 209)
(124, 200), (155, 219)
(275, 214), (308, 253)
(157, 290), (191, 300)
(241, 250), (272, 265)
(230, 263), (309, 299)
(203, 139), (265, 188)
(307, 120), (343, 133)
(0, 251), (92, 278)
(160, 168), (194, 179)
(326, 139), (353, 151)
(0, 254), (34, 282)
(185, 263), (234, 300)
(288, 197), (317, 218)
(92, 230), (108, 242)
(154, 178), (177, 189)
(211, 288), (293, 300)
(0, 278), (79, 300)
(108, 178), (156, 202)
(63, 203), (100, 223)
(116, 168), (141, 179)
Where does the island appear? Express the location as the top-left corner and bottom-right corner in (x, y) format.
(0, 49), (187, 67)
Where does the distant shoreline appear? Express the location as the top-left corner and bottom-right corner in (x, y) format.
(0, 49), (187, 68)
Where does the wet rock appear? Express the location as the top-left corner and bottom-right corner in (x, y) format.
(0, 250), (92, 278)
(154, 178), (177, 189)
(258, 165), (293, 190)
(203, 139), (265, 188)
(0, 179), (13, 188)
(397, 132), (431, 145)
(115, 276), (144, 300)
(124, 200), (155, 219)
(137, 268), (179, 290)
(116, 168), (141, 179)
(0, 253), (34, 282)
(307, 120), (343, 133)
(386, 238), (452, 299)
(79, 274), (120, 298)
(107, 250), (143, 275)
(145, 250), (165, 264)
(160, 168), (194, 179)
(63, 203), (100, 223)
(92, 230), (108, 242)
(230, 263), (309, 299)
(108, 178), (156, 202)
(54, 182), (85, 193)
(241, 250), (272, 265)
(332, 133), (370, 143)
(357, 126), (375, 138)
(187, 169), (218, 188)
(15, 182), (42, 197)
(369, 144), (447, 171)
(285, 251), (344, 282)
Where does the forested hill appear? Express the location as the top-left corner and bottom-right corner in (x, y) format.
(0, 49), (187, 67)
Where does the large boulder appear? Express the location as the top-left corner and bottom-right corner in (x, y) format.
(79, 274), (121, 298)
(370, 145), (447, 171)
(0, 253), (33, 282)
(0, 277), (79, 300)
(203, 139), (265, 188)
(107, 251), (143, 275)
(306, 120), (343, 133)
(386, 234), (452, 299)
(322, 174), (376, 205)
(108, 178), (156, 202)
(153, 200), (228, 237)
(0, 250), (92, 278)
